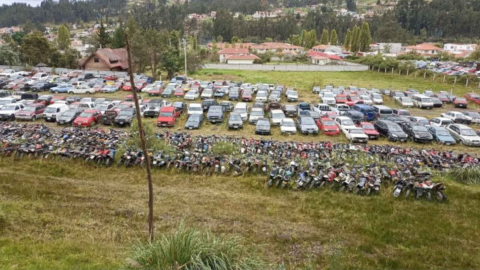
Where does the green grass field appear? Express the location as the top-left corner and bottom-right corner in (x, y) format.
(1, 158), (480, 269)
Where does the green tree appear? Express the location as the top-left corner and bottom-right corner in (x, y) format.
(216, 35), (223, 43)
(0, 45), (20, 66)
(359, 22), (372, 52)
(292, 34), (301, 46)
(12, 32), (26, 46)
(161, 48), (182, 79)
(126, 16), (138, 39)
(469, 46), (480, 61)
(96, 19), (110, 48)
(330, 29), (338, 45)
(111, 26), (125, 48)
(20, 31), (52, 65)
(57, 25), (71, 50)
(346, 0), (356, 11)
(303, 30), (316, 48)
(231, 36), (240, 44)
(344, 29), (351, 50)
(350, 25), (360, 52)
(23, 20), (36, 34)
(213, 10), (233, 42)
(320, 29), (329, 45)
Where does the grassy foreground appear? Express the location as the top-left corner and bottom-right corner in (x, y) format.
(1, 158), (480, 269)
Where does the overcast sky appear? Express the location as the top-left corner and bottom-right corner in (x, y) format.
(0, 0), (45, 6)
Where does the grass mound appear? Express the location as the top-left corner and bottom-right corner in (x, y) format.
(126, 222), (264, 270)
(448, 167), (480, 185)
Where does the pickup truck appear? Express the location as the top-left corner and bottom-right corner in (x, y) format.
(206, 105), (224, 123)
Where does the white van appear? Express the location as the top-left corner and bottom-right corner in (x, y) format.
(188, 103), (203, 116)
(412, 94), (434, 109)
(373, 105), (393, 119)
(234, 102), (249, 121)
(44, 103), (69, 122)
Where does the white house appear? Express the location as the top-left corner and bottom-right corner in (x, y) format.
(370, 43), (402, 54)
(217, 48), (250, 63)
(311, 45), (343, 54)
(443, 44), (477, 52)
(226, 54), (260, 64)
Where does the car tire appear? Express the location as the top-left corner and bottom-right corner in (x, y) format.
(32, 116), (36, 121)
(10, 114), (15, 121)
(69, 91), (74, 94)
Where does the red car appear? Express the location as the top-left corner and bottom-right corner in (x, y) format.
(435, 94), (449, 103)
(157, 106), (181, 127)
(358, 122), (379, 140)
(73, 109), (102, 127)
(316, 117), (340, 136)
(242, 90), (253, 102)
(335, 94), (348, 104)
(453, 98), (467, 108)
(148, 86), (163, 96)
(346, 94), (364, 106)
(174, 88), (185, 97)
(465, 93), (480, 105)
(51, 96), (66, 104)
(15, 103), (45, 121)
(103, 75), (118, 81)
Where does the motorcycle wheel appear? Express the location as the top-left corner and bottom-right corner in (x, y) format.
(354, 188), (360, 195)
(437, 191), (447, 201)
(366, 188), (372, 196)
(319, 181), (326, 189)
(405, 189), (410, 198)
(339, 186), (346, 192)
(267, 179), (273, 187)
(105, 158), (111, 167)
(415, 190), (421, 200)
(427, 192), (432, 200)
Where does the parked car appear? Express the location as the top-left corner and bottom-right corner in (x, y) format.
(280, 118), (297, 135)
(286, 90), (298, 102)
(408, 116), (430, 126)
(334, 116), (356, 131)
(463, 112), (480, 124)
(219, 101), (234, 112)
(255, 118), (271, 135)
(70, 85), (95, 94)
(358, 122), (379, 139)
(397, 97), (414, 107)
(44, 103), (69, 122)
(297, 116), (319, 135)
(441, 111), (472, 124)
(249, 108), (264, 124)
(430, 97), (443, 108)
(446, 124), (480, 146)
(316, 117), (340, 136)
(398, 122), (433, 143)
(113, 108), (135, 126)
(228, 113), (243, 129)
(270, 109), (285, 126)
(228, 89), (240, 101)
(156, 106), (180, 127)
(429, 117), (453, 127)
(465, 93), (480, 105)
(0, 103), (24, 120)
(202, 99), (218, 112)
(72, 109), (101, 127)
(15, 103), (45, 121)
(283, 104), (297, 117)
(184, 90), (199, 100)
(206, 105), (224, 123)
(374, 120), (408, 142)
(233, 102), (248, 121)
(241, 90), (253, 102)
(161, 87), (173, 98)
(343, 127), (368, 143)
(427, 126), (456, 145)
(184, 114), (203, 129)
(453, 98), (468, 108)
(50, 84), (75, 93)
(320, 92), (336, 105)
(370, 92), (383, 104)
(56, 109), (80, 125)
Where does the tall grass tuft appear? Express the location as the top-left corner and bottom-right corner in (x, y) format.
(125, 221), (264, 270)
(211, 142), (235, 156)
(448, 167), (480, 185)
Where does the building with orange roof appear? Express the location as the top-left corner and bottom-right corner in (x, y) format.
(403, 43), (443, 56)
(217, 48), (251, 62)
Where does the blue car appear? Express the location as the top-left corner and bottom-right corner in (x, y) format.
(50, 84), (74, 93)
(428, 126), (457, 145)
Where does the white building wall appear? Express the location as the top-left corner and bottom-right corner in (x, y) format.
(227, 59), (254, 64)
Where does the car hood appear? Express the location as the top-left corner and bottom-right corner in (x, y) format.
(75, 117), (90, 122)
(185, 120), (199, 126)
(58, 115), (75, 121)
(390, 131), (406, 137)
(0, 110), (16, 114)
(437, 135), (455, 141)
(157, 116), (174, 121)
(229, 120), (243, 124)
(16, 110), (34, 115)
(301, 124), (318, 129)
(116, 116), (133, 121)
(364, 129), (379, 135)
(414, 132), (432, 138)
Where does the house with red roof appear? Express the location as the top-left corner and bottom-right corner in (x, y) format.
(403, 43), (443, 56)
(217, 48), (251, 63)
(78, 48), (129, 71)
(226, 54), (260, 64)
(311, 44), (343, 54)
(307, 51), (341, 65)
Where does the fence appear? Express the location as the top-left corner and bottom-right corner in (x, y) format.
(203, 63), (368, 72)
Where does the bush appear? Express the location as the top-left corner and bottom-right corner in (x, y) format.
(211, 142), (235, 156)
(447, 168), (480, 185)
(125, 221), (264, 270)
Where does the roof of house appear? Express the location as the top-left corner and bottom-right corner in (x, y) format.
(405, 43), (442, 51)
(217, 48), (250, 55)
(251, 42), (302, 50)
(78, 48), (129, 70)
(308, 51), (341, 60)
(226, 54), (260, 60)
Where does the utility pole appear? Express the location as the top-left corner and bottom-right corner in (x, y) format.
(125, 34), (155, 242)
(182, 38), (187, 78)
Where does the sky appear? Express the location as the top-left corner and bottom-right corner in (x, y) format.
(0, 0), (45, 6)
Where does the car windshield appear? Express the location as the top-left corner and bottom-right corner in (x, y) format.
(402, 98), (412, 102)
(302, 118), (315, 125)
(189, 107), (201, 111)
(230, 114), (242, 120)
(203, 90), (212, 94)
(324, 93), (334, 98)
(272, 113), (285, 119)
(23, 106), (36, 112)
(372, 94), (381, 99)
(62, 110), (76, 117)
(342, 119), (354, 126)
(45, 107), (57, 113)
(79, 112), (93, 118)
(2, 105), (16, 110)
(398, 111), (410, 116)
(418, 119), (429, 125)
(235, 108), (247, 113)
(388, 125), (402, 132)
(0, 100), (12, 105)
(119, 110), (133, 116)
(362, 124), (375, 130)
(159, 112), (173, 116)
(461, 129), (477, 136)
(322, 120), (335, 126)
(282, 120), (294, 126)
(350, 129), (364, 134)
(436, 129), (450, 136)
(349, 96), (359, 100)
(467, 112), (480, 118)
(422, 98), (433, 102)
(456, 98), (466, 102)
(413, 126), (428, 132)
(251, 111), (263, 116)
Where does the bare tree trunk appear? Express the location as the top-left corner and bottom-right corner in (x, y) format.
(125, 34), (155, 242)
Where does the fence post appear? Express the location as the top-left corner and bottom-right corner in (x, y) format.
(407, 69), (409, 76)
(378, 66), (380, 72)
(466, 78), (469, 87)
(398, 69), (401, 75)
(415, 71), (417, 78)
(384, 68), (387, 73)
(391, 67), (394, 75)
(454, 77), (457, 85)
(443, 75), (446, 83)
(424, 71), (427, 79)
(433, 74), (436, 81)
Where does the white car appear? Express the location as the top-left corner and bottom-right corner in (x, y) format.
(270, 109), (286, 125)
(359, 95), (373, 105)
(0, 69), (16, 77)
(334, 116), (356, 131)
(441, 111), (472, 124)
(343, 127), (369, 143)
(184, 89), (199, 100)
(286, 91), (298, 102)
(429, 117), (453, 127)
(256, 90), (268, 102)
(0, 103), (24, 120)
(280, 118), (297, 134)
(233, 102), (249, 121)
(69, 85), (95, 94)
(0, 98), (17, 109)
(188, 103), (203, 116)
(44, 103), (69, 122)
(408, 116), (430, 126)
(201, 89), (213, 99)
(320, 92), (336, 105)
(370, 92), (383, 104)
(332, 104), (350, 116)
(446, 124), (480, 146)
(249, 108), (264, 124)
(397, 97), (414, 107)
